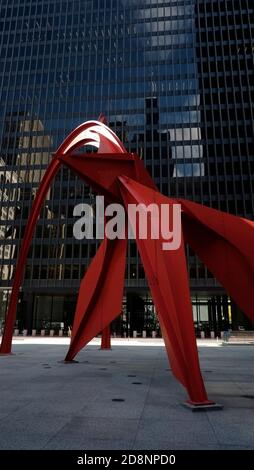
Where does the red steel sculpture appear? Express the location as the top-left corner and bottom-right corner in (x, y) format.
(1, 119), (254, 407)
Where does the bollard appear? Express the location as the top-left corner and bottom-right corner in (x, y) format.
(210, 331), (215, 339)
(49, 329), (54, 337)
(200, 331), (205, 339)
(142, 330), (146, 338)
(32, 329), (36, 336)
(23, 329), (28, 336)
(14, 329), (19, 336)
(133, 330), (137, 338)
(40, 329), (45, 336)
(152, 330), (157, 338)
(58, 330), (63, 337)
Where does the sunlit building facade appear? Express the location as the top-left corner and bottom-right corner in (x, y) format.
(0, 0), (253, 335)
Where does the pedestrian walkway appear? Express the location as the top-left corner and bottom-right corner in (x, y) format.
(0, 338), (253, 450)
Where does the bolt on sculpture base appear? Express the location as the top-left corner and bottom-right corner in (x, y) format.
(1, 118), (253, 408)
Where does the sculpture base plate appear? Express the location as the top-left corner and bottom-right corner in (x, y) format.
(58, 360), (79, 364)
(182, 401), (223, 412)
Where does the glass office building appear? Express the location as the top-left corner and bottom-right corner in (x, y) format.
(0, 0), (253, 336)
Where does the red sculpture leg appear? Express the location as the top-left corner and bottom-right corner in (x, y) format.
(180, 199), (254, 325)
(0, 158), (62, 354)
(65, 236), (127, 361)
(118, 176), (211, 404)
(101, 325), (111, 349)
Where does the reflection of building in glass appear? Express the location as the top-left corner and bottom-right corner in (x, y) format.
(0, 157), (19, 281)
(132, 97), (174, 179)
(17, 119), (52, 188)
(2, 114), (52, 190)
(0, 1), (253, 334)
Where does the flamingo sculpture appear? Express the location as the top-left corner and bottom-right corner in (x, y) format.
(1, 117), (254, 409)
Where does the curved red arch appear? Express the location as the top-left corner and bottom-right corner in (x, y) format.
(0, 120), (127, 354)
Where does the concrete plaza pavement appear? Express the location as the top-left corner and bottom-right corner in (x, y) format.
(0, 337), (254, 450)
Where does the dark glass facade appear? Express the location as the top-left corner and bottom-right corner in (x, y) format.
(0, 0), (253, 336)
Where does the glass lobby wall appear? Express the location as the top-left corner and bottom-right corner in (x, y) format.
(32, 294), (76, 332)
